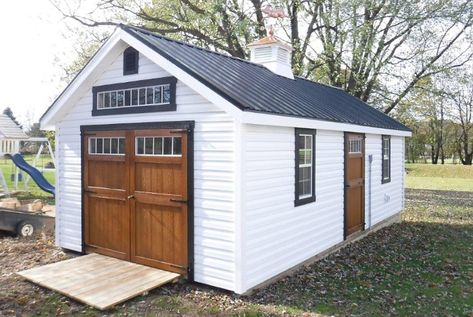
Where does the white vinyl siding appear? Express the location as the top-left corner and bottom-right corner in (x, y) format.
(240, 125), (344, 292)
(55, 49), (236, 291)
(365, 134), (403, 226)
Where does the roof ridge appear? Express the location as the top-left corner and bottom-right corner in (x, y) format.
(120, 24), (269, 70)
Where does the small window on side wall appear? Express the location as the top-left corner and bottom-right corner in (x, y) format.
(295, 128), (316, 206)
(123, 47), (139, 75)
(382, 135), (391, 183)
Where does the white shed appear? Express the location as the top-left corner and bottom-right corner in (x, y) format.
(40, 25), (411, 294)
(0, 114), (27, 155)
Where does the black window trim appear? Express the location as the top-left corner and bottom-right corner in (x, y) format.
(381, 135), (391, 184)
(295, 128), (316, 206)
(123, 47), (139, 75)
(92, 77), (177, 116)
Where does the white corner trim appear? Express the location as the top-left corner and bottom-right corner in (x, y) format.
(233, 122), (246, 293)
(241, 112), (412, 137)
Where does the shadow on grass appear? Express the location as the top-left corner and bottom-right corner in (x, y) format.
(406, 188), (473, 207)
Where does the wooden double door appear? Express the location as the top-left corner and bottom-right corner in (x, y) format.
(345, 133), (365, 237)
(83, 128), (188, 275)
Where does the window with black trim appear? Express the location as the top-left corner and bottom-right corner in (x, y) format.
(382, 135), (391, 183)
(92, 77), (177, 116)
(123, 47), (139, 75)
(295, 128), (316, 206)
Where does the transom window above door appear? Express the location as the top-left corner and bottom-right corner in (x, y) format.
(135, 136), (182, 156)
(92, 77), (177, 116)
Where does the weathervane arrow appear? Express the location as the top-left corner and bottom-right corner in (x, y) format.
(262, 5), (288, 36)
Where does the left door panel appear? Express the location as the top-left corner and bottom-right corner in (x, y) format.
(83, 131), (130, 260)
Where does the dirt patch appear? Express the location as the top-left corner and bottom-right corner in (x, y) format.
(0, 233), (74, 316)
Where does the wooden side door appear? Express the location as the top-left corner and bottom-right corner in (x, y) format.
(83, 131), (130, 260)
(130, 129), (188, 275)
(345, 133), (365, 237)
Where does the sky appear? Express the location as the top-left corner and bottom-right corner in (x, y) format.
(0, 0), (76, 128)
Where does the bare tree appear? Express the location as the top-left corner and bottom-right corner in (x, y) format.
(452, 84), (473, 165)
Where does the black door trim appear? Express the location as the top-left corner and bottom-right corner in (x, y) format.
(80, 120), (195, 281)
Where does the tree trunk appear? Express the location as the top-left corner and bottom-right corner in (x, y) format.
(431, 145), (439, 164)
(440, 144), (445, 164)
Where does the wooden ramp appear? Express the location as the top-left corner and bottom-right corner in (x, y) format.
(17, 253), (180, 310)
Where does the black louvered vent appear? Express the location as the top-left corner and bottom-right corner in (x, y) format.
(123, 47), (139, 75)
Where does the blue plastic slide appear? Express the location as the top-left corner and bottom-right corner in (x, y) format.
(6, 153), (55, 196)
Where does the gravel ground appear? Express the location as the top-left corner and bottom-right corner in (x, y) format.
(0, 188), (472, 316)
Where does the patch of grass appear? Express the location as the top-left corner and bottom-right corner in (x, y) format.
(406, 163), (473, 178)
(406, 176), (473, 192)
(406, 163), (473, 192)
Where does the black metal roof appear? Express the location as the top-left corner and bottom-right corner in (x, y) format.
(71, 25), (412, 132)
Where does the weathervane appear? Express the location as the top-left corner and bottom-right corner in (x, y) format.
(262, 5), (288, 36)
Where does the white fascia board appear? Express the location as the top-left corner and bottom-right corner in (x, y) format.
(241, 112), (412, 137)
(40, 30), (124, 130)
(119, 30), (243, 123)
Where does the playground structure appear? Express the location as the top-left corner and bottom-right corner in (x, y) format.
(0, 137), (56, 196)
(0, 115), (55, 196)
(0, 115), (55, 237)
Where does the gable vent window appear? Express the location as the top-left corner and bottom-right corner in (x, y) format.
(382, 135), (391, 184)
(295, 128), (316, 206)
(92, 77), (177, 116)
(254, 46), (272, 62)
(123, 47), (139, 75)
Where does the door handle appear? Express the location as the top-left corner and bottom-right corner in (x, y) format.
(170, 198), (188, 204)
(127, 194), (135, 199)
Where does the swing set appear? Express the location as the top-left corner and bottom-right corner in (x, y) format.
(0, 137), (55, 196)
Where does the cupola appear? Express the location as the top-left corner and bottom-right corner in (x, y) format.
(248, 35), (294, 79)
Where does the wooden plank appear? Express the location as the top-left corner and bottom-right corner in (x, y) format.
(17, 253), (180, 310)
(92, 271), (179, 309)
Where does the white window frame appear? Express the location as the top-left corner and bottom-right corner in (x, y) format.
(295, 128), (316, 206)
(135, 136), (182, 157)
(97, 84), (171, 110)
(88, 137), (125, 156)
(382, 135), (391, 183)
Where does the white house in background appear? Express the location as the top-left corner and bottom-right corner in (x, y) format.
(0, 114), (27, 155)
(40, 25), (411, 294)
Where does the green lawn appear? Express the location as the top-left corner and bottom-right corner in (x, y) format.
(406, 163), (473, 192)
(0, 154), (55, 203)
